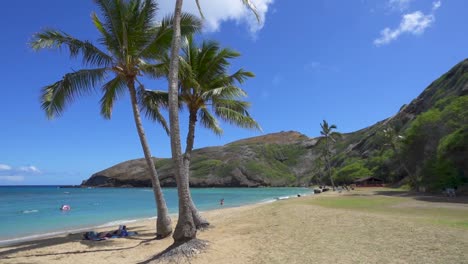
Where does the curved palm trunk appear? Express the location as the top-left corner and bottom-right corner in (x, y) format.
(128, 81), (172, 238)
(184, 110), (209, 228)
(168, 0), (197, 243)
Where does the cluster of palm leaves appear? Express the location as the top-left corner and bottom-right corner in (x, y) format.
(31, 0), (260, 244)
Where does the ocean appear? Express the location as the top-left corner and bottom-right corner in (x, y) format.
(0, 186), (312, 245)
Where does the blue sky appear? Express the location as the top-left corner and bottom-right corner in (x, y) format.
(1, 0), (467, 185)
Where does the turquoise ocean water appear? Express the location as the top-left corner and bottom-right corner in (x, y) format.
(0, 186), (312, 245)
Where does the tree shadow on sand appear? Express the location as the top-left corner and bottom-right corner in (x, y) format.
(138, 239), (208, 264)
(0, 227), (156, 260)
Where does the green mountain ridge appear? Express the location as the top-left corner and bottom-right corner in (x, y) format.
(82, 59), (468, 191)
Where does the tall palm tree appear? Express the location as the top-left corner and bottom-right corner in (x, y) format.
(143, 36), (260, 229)
(31, 0), (201, 238)
(166, 0), (260, 243)
(320, 120), (340, 190)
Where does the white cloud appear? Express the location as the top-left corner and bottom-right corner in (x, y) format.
(18, 166), (41, 173)
(432, 1), (442, 11)
(156, 0), (274, 34)
(374, 1), (441, 46)
(388, 0), (414, 11)
(0, 164), (12, 171)
(0, 176), (25, 182)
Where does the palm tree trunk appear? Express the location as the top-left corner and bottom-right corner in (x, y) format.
(127, 81), (172, 238)
(325, 136), (336, 191)
(184, 110), (210, 228)
(168, 0), (197, 243)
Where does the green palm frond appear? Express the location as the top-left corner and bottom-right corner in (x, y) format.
(201, 85), (246, 100)
(139, 89), (170, 135)
(100, 75), (127, 119)
(229, 69), (255, 84)
(214, 106), (261, 130)
(41, 68), (108, 118)
(213, 98), (251, 113)
(139, 13), (201, 60)
(140, 61), (169, 79)
(199, 108), (222, 135)
(30, 30), (113, 67)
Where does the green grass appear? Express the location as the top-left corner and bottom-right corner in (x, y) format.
(302, 195), (404, 210)
(296, 192), (468, 229)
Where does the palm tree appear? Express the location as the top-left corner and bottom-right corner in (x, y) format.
(31, 0), (201, 238)
(166, 0), (260, 243)
(143, 36), (260, 229)
(320, 120), (340, 190)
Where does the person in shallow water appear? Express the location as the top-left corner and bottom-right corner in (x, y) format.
(60, 204), (71, 211)
(220, 198), (224, 206)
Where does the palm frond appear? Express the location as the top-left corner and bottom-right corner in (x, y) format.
(214, 106), (261, 130)
(140, 61), (169, 79)
(139, 13), (201, 60)
(241, 0), (260, 22)
(139, 89), (170, 135)
(202, 85), (246, 100)
(100, 75), (127, 119)
(41, 68), (107, 118)
(31, 30), (113, 67)
(199, 108), (222, 135)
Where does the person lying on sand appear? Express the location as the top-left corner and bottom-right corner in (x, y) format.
(83, 225), (136, 241)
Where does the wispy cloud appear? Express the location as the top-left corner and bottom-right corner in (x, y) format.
(0, 176), (25, 182)
(157, 0), (274, 34)
(387, 0), (414, 12)
(0, 164), (42, 183)
(374, 1), (442, 46)
(0, 164), (12, 171)
(18, 166), (41, 173)
(304, 61), (339, 73)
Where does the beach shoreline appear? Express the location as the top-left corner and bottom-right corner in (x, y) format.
(2, 188), (467, 264)
(0, 186), (312, 247)
(0, 190), (310, 247)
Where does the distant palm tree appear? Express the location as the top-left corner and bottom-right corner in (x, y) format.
(31, 0), (201, 238)
(320, 120), (340, 190)
(165, 0), (260, 243)
(143, 35), (260, 229)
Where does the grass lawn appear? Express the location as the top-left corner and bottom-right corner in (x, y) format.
(295, 188), (468, 229)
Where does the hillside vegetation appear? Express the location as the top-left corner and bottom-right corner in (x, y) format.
(83, 59), (468, 192)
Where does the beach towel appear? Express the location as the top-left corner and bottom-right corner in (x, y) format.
(82, 230), (138, 241)
(83, 231), (106, 241)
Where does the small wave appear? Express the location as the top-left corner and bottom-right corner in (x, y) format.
(98, 219), (138, 228)
(22, 210), (39, 214)
(260, 199), (276, 204)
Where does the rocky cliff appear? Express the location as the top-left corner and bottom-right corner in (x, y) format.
(82, 59), (468, 188)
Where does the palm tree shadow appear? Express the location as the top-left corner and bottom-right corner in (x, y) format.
(0, 233), (156, 260)
(138, 239), (208, 264)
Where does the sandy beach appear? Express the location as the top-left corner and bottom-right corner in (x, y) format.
(1, 188), (467, 264)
